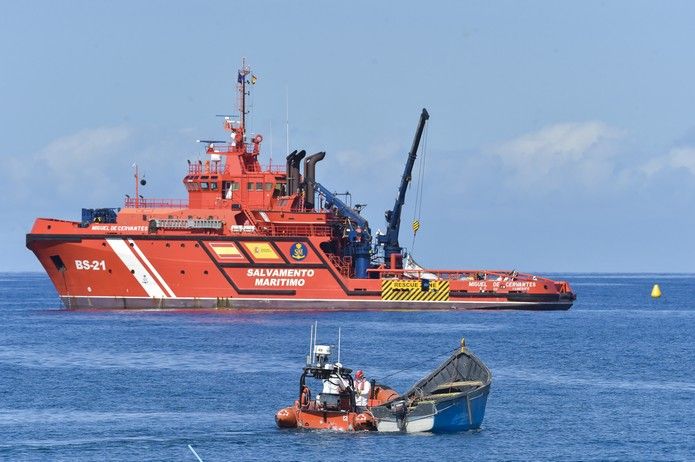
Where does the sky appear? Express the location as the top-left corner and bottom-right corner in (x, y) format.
(2, 1), (695, 272)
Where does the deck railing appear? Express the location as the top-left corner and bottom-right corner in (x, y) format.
(367, 267), (547, 282)
(187, 160), (284, 175)
(124, 198), (188, 208)
(188, 163), (225, 175)
(255, 223), (332, 237)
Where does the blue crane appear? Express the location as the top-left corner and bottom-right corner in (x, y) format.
(377, 108), (429, 268)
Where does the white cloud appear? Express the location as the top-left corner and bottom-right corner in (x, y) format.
(5, 125), (198, 211)
(485, 121), (624, 191)
(326, 140), (404, 196)
(641, 146), (695, 177)
(7, 127), (133, 203)
(41, 127), (132, 194)
(332, 140), (402, 173)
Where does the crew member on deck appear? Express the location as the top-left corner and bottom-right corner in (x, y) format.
(317, 363), (348, 410)
(354, 369), (371, 411)
(322, 363), (347, 394)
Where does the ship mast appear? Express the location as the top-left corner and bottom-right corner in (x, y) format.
(238, 58), (251, 142)
(134, 163), (139, 208)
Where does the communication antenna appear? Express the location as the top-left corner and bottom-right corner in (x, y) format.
(285, 85), (290, 154)
(132, 163), (139, 208)
(269, 119), (274, 169)
(337, 327), (342, 364)
(239, 57), (251, 139)
(307, 323), (314, 365)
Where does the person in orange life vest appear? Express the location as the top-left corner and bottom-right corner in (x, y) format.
(354, 370), (371, 410)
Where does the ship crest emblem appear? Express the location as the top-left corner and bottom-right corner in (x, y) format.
(290, 242), (308, 261)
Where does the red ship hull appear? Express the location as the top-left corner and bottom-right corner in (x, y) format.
(27, 220), (575, 311)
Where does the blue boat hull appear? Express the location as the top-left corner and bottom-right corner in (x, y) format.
(373, 384), (490, 433)
(430, 385), (489, 432)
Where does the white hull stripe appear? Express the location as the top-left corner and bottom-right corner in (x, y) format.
(106, 239), (168, 298)
(127, 239), (176, 297)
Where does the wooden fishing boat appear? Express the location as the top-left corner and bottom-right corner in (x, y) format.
(370, 339), (491, 433)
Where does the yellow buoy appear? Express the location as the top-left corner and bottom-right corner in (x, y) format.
(651, 284), (662, 298)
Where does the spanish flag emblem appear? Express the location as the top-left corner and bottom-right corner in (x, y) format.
(210, 243), (243, 259)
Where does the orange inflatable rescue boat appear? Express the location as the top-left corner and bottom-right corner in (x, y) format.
(275, 326), (398, 431)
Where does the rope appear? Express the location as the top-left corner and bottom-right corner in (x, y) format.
(377, 345), (457, 382)
(410, 124), (429, 252)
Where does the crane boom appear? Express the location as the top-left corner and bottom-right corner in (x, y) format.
(378, 108), (429, 267)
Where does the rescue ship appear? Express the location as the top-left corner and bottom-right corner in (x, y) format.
(26, 60), (576, 310)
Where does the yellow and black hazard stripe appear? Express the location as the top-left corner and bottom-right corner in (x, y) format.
(381, 279), (450, 301)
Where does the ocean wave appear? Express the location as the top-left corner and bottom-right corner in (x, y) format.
(0, 349), (295, 372)
(0, 408), (245, 425)
(495, 367), (695, 393)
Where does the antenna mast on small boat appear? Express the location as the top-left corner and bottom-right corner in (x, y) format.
(337, 327), (341, 364)
(307, 321), (318, 365)
(307, 323), (314, 365)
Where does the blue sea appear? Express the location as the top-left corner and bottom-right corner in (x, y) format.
(0, 273), (693, 461)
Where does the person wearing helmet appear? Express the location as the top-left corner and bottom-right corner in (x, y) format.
(354, 369), (371, 411)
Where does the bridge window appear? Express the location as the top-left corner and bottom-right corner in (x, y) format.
(264, 182), (273, 191)
(210, 182), (218, 190)
(274, 183), (286, 196)
(247, 182), (254, 191)
(200, 182), (209, 190)
(256, 182), (263, 190)
(231, 181), (240, 191)
(222, 181), (232, 199)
